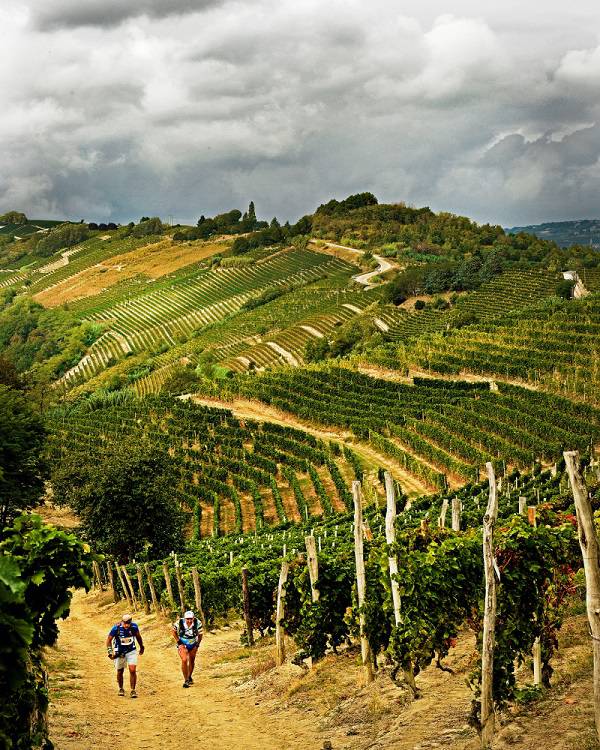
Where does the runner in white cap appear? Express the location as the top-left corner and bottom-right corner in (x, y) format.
(172, 610), (203, 687)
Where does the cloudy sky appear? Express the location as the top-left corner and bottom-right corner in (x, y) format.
(2, 0), (600, 226)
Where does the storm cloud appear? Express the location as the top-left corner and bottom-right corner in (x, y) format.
(2, 0), (600, 225)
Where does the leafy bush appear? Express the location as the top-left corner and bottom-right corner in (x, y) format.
(0, 514), (94, 749)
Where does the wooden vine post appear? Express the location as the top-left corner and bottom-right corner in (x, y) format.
(275, 559), (290, 666)
(191, 567), (207, 631)
(241, 567), (254, 646)
(174, 559), (186, 613)
(481, 462), (498, 749)
(518, 496), (527, 515)
(107, 562), (119, 603)
(451, 498), (462, 532)
(162, 562), (176, 610)
(564, 450), (600, 743)
(121, 566), (138, 611)
(136, 564), (150, 615)
(143, 563), (160, 613)
(115, 564), (132, 608)
(384, 472), (417, 694)
(352, 481), (374, 684)
(438, 497), (449, 528)
(92, 561), (104, 591)
(304, 536), (320, 603)
(525, 510), (542, 685)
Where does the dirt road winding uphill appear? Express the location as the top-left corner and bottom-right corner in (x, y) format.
(47, 590), (322, 750)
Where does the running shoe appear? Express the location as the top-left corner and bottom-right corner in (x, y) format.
(130, 689), (137, 698)
(118, 688), (125, 697)
(187, 676), (193, 685)
(183, 681), (190, 688)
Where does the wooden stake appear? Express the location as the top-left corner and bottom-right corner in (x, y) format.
(352, 481), (374, 684)
(92, 560), (104, 590)
(524, 507), (542, 684)
(451, 497), (461, 531)
(518, 496), (527, 515)
(481, 462), (498, 749)
(136, 565), (150, 615)
(528, 506), (537, 528)
(564, 450), (600, 743)
(304, 536), (320, 603)
(162, 562), (176, 610)
(121, 565), (138, 610)
(275, 559), (290, 666)
(115, 563), (130, 605)
(191, 567), (207, 631)
(107, 562), (119, 603)
(532, 638), (542, 686)
(438, 497), (449, 528)
(242, 566), (254, 646)
(385, 472), (417, 695)
(174, 561), (186, 613)
(144, 563), (160, 613)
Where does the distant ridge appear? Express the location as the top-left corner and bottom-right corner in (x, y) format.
(506, 219), (600, 248)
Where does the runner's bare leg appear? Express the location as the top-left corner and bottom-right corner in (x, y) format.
(117, 668), (124, 690)
(129, 665), (136, 690)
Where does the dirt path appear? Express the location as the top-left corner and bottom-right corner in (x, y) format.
(309, 239), (398, 288)
(47, 590), (322, 750)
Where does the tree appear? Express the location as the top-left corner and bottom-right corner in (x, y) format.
(132, 217), (163, 237)
(0, 211), (27, 225)
(248, 201), (256, 222)
(0, 385), (47, 526)
(0, 355), (22, 389)
(384, 267), (426, 304)
(35, 223), (89, 257)
(0, 514), (94, 748)
(52, 444), (185, 561)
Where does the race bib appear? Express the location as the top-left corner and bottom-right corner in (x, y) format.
(119, 637), (134, 646)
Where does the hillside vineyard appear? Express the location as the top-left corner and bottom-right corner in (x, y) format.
(3, 196), (600, 747)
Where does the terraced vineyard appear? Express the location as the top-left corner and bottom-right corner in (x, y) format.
(61, 250), (355, 386)
(203, 366), (600, 489)
(47, 393), (367, 536)
(391, 294), (600, 401)
(372, 269), (562, 348)
(220, 290), (378, 372)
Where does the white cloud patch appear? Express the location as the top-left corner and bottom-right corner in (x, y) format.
(1, 0), (600, 224)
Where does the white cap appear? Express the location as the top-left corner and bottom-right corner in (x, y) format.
(122, 613), (132, 622)
(184, 610), (194, 619)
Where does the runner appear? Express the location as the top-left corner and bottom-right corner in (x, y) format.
(106, 613), (144, 698)
(172, 610), (203, 688)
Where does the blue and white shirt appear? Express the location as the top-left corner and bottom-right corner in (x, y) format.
(109, 623), (139, 653)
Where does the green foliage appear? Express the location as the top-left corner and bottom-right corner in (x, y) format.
(131, 217), (163, 238)
(0, 514), (94, 749)
(161, 366), (200, 395)
(35, 223), (89, 257)
(315, 192), (378, 216)
(0, 385), (47, 525)
(51, 442), (185, 561)
(240, 286), (287, 311)
(0, 211), (27, 225)
(0, 297), (101, 382)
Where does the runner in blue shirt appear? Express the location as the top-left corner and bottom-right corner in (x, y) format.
(106, 613), (145, 697)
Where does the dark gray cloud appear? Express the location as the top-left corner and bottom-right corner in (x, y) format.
(29, 0), (224, 30)
(2, 0), (600, 226)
